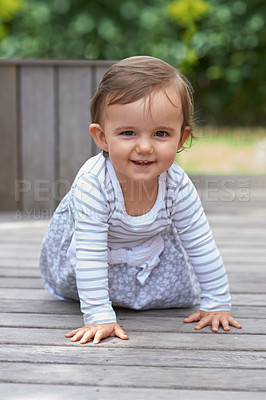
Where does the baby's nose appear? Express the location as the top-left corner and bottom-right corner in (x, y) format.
(136, 138), (153, 153)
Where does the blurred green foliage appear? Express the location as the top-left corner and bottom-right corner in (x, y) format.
(0, 0), (265, 125)
(0, 0), (23, 40)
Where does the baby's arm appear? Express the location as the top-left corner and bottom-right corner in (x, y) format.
(184, 310), (242, 332)
(67, 174), (127, 343)
(173, 172), (241, 331)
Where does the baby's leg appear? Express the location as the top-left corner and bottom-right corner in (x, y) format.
(39, 207), (79, 301)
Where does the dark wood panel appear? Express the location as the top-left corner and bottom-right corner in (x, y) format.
(0, 66), (18, 210)
(58, 66), (94, 195)
(20, 66), (56, 212)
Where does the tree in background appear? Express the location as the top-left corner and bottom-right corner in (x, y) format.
(0, 0), (23, 40)
(167, 0), (266, 125)
(0, 0), (265, 125)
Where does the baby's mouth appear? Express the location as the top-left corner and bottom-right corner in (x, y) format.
(131, 160), (154, 166)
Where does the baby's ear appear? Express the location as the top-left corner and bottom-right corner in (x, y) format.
(177, 126), (191, 151)
(89, 124), (108, 152)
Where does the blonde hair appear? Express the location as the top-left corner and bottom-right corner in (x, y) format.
(90, 56), (194, 153)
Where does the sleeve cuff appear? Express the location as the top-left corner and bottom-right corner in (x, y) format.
(83, 308), (117, 325)
(199, 292), (231, 312)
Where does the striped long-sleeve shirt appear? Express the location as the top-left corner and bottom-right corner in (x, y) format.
(69, 153), (231, 324)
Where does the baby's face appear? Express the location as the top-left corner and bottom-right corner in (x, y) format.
(97, 87), (189, 188)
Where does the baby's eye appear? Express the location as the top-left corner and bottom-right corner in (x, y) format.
(121, 131), (135, 136)
(155, 131), (169, 137)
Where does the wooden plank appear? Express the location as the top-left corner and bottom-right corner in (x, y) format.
(0, 327), (265, 351)
(0, 218), (49, 229)
(0, 237), (45, 244)
(114, 305), (266, 320)
(1, 344), (266, 369)
(223, 264), (265, 272)
(0, 299), (265, 319)
(0, 260), (39, 268)
(1, 288), (265, 305)
(58, 67), (95, 197)
(220, 248), (266, 256)
(0, 259), (39, 268)
(0, 235), (45, 242)
(228, 272), (266, 293)
(219, 242), (266, 249)
(0, 313), (264, 334)
(0, 249), (40, 258)
(0, 362), (266, 391)
(0, 267), (41, 277)
(231, 293), (266, 305)
(0, 313), (83, 328)
(0, 288), (54, 300)
(229, 282), (266, 293)
(207, 213), (266, 222)
(222, 255), (265, 264)
(0, 384), (262, 400)
(211, 222), (266, 231)
(0, 226), (47, 235)
(1, 299), (80, 314)
(0, 242), (42, 249)
(0, 66), (18, 210)
(20, 66), (56, 212)
(0, 277), (43, 288)
(227, 272), (266, 282)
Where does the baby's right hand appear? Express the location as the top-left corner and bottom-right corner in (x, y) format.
(65, 322), (128, 344)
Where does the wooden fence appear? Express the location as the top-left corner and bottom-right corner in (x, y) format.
(0, 59), (114, 213)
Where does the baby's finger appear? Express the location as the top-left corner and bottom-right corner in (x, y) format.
(80, 329), (96, 344)
(71, 330), (88, 342)
(194, 316), (210, 330)
(65, 328), (80, 338)
(93, 329), (105, 344)
(183, 311), (201, 323)
(220, 317), (230, 331)
(211, 317), (220, 332)
(228, 316), (242, 329)
(114, 325), (129, 340)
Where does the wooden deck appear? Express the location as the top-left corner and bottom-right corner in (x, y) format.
(0, 177), (266, 399)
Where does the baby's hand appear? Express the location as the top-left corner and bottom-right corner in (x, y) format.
(183, 310), (242, 332)
(65, 322), (128, 344)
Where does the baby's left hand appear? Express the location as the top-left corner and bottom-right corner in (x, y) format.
(183, 310), (242, 332)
